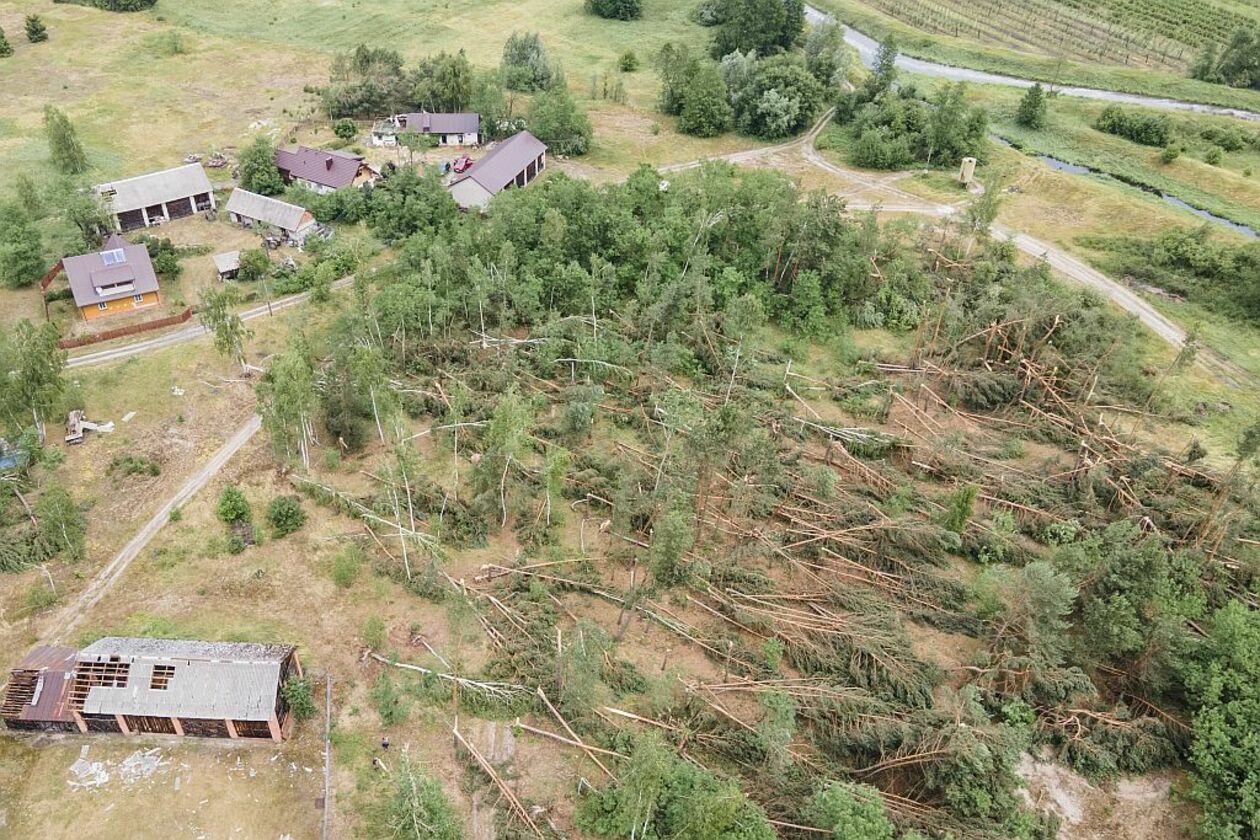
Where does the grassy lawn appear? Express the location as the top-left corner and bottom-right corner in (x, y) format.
(954, 81), (1260, 234)
(810, 0), (1260, 113)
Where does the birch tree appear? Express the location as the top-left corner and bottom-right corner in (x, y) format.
(200, 286), (252, 373)
(256, 340), (318, 469)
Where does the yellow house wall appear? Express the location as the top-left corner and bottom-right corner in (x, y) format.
(80, 291), (160, 321)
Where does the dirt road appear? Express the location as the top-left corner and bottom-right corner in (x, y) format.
(47, 414), (263, 644)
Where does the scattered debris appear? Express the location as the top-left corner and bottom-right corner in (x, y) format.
(65, 410), (114, 445)
(121, 411), (137, 423)
(171, 386), (186, 397)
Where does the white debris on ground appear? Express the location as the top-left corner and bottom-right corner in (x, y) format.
(67, 746), (171, 790)
(121, 411), (137, 423)
(171, 386), (186, 396)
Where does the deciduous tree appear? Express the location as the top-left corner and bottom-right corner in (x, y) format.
(238, 136), (285, 196)
(43, 106), (88, 174)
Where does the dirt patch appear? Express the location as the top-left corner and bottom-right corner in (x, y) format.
(1017, 752), (1193, 840)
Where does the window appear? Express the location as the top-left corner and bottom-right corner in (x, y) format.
(97, 302), (108, 311)
(149, 664), (176, 691)
(133, 294), (144, 303)
(101, 249), (126, 266)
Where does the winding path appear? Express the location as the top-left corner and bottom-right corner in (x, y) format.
(802, 4), (1260, 122)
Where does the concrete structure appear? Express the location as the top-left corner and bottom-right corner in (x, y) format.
(224, 189), (317, 246)
(1, 638), (301, 741)
(448, 131), (547, 211)
(95, 164), (216, 233)
(59, 234), (161, 321)
(372, 112), (481, 147)
(275, 146), (378, 194)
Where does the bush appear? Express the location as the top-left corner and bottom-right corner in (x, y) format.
(108, 455), (161, 477)
(330, 545), (364, 588)
(266, 495), (306, 537)
(51, 0), (157, 10)
(281, 675), (317, 721)
(216, 485), (251, 524)
(1094, 105), (1171, 147)
(366, 757), (462, 840)
(618, 50), (639, 72)
(1160, 144), (1181, 164)
(226, 533), (247, 555)
(333, 118), (357, 141)
(363, 614), (387, 649)
(585, 0), (642, 20)
(1204, 145), (1224, 165)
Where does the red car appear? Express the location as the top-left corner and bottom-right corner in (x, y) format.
(452, 154), (474, 174)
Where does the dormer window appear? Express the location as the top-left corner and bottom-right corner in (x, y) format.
(101, 249), (127, 266)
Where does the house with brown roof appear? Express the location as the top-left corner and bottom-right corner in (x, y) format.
(372, 112), (481, 147)
(1, 638), (302, 741)
(55, 234), (161, 321)
(275, 145), (379, 194)
(448, 131), (547, 211)
(95, 164), (216, 233)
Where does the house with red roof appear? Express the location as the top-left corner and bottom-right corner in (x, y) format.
(275, 145), (379, 194)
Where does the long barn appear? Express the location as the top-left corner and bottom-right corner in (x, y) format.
(1, 638), (301, 741)
(95, 164), (216, 233)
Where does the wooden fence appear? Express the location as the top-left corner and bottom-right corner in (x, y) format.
(58, 308), (195, 350)
(39, 261), (64, 291)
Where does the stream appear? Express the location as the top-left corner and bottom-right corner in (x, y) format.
(802, 5), (1260, 122)
(991, 136), (1258, 238)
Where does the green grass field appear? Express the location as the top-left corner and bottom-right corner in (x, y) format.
(955, 81), (1260, 234)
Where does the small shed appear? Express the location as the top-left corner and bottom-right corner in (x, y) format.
(95, 164), (216, 233)
(214, 251), (241, 281)
(225, 189), (317, 247)
(448, 131), (547, 211)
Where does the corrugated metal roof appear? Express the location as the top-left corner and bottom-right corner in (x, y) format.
(95, 164), (213, 214)
(213, 251), (241, 274)
(11, 645), (77, 672)
(77, 638), (295, 722)
(451, 131), (546, 196)
(80, 637), (294, 663)
(225, 189), (311, 232)
(275, 146), (367, 190)
(400, 112), (480, 135)
(61, 234), (160, 307)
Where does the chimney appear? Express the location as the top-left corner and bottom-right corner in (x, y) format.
(325, 157), (334, 171)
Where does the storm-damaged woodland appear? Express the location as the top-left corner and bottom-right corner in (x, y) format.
(239, 163), (1260, 839)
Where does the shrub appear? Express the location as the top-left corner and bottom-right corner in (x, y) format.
(618, 50), (639, 72)
(1204, 145), (1224, 165)
(333, 118), (357, 140)
(677, 62), (733, 137)
(107, 454), (160, 478)
(370, 673), (410, 725)
(226, 533), (247, 555)
(281, 676), (317, 721)
(266, 495), (306, 537)
(1094, 105), (1171, 147)
(330, 545), (363, 588)
(585, 0), (642, 20)
(366, 756), (462, 840)
(0, 28), (12, 59)
(1160, 144), (1181, 164)
(24, 583), (59, 615)
(216, 485), (251, 524)
(363, 614), (387, 649)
